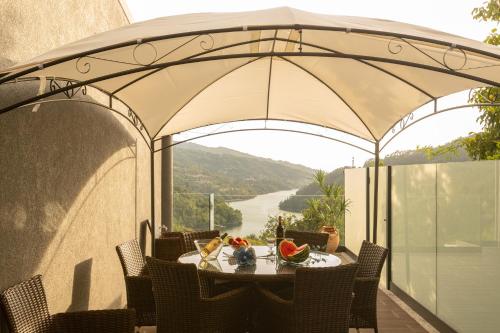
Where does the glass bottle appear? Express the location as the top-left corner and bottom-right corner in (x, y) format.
(201, 233), (227, 258)
(276, 216), (284, 247)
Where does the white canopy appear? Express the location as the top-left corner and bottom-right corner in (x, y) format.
(1, 7), (499, 143)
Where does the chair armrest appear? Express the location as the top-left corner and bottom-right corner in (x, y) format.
(124, 276), (155, 312)
(355, 277), (380, 282)
(52, 309), (135, 333)
(125, 275), (153, 291)
(200, 286), (252, 331)
(201, 285), (252, 307)
(257, 285), (293, 308)
(352, 277), (380, 309)
(257, 285), (293, 330)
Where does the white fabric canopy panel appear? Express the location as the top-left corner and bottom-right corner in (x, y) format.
(1, 7), (499, 143)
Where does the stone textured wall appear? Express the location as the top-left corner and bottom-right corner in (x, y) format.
(0, 0), (154, 326)
(0, 0), (130, 68)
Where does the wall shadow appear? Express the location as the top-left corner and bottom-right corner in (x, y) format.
(0, 81), (143, 328)
(67, 258), (93, 312)
(139, 220), (151, 256)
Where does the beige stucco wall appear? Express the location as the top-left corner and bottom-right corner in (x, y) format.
(0, 0), (131, 67)
(0, 0), (154, 324)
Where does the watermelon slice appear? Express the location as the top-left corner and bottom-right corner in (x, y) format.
(278, 239), (297, 258)
(279, 240), (310, 263)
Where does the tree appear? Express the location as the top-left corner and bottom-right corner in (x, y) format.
(465, 1), (500, 160)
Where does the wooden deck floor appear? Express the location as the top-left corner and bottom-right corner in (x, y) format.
(348, 290), (430, 333)
(335, 252), (432, 333)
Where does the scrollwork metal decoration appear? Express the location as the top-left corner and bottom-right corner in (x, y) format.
(199, 34), (215, 51)
(49, 79), (87, 99)
(442, 46), (467, 71)
(76, 57), (91, 74)
(387, 37), (405, 55)
(392, 112), (414, 133)
(386, 37), (471, 71)
(128, 109), (144, 131)
(133, 41), (158, 66)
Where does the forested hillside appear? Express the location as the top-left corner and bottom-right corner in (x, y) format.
(171, 142), (314, 230)
(173, 142), (313, 196)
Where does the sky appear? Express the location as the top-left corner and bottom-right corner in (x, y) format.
(126, 0), (496, 171)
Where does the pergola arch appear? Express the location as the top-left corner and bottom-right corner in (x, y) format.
(1, 51), (499, 145)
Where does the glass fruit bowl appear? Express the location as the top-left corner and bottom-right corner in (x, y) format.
(194, 239), (224, 260)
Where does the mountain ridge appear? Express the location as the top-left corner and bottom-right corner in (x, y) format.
(170, 141), (315, 231)
(173, 141), (314, 196)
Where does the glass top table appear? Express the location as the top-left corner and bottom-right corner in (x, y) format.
(178, 245), (342, 282)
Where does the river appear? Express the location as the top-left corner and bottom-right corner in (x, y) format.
(224, 189), (301, 237)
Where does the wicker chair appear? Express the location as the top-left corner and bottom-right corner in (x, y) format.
(116, 239), (155, 327)
(258, 263), (359, 333)
(0, 275), (135, 333)
(146, 257), (251, 333)
(350, 241), (389, 333)
(284, 230), (329, 251)
(181, 230), (220, 252)
(154, 237), (184, 261)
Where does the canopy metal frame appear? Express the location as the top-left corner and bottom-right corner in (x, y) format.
(1, 26), (500, 251)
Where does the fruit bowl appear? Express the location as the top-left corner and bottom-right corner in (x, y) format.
(194, 239), (224, 260)
(227, 236), (250, 250)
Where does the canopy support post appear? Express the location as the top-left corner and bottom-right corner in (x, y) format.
(150, 146), (156, 256)
(161, 135), (174, 232)
(373, 141), (380, 244)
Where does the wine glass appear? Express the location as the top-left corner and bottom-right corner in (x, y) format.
(266, 237), (276, 254)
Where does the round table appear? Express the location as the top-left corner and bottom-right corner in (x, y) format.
(178, 245), (342, 282)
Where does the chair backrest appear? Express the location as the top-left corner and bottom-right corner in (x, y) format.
(0, 275), (52, 333)
(154, 238), (184, 261)
(146, 258), (201, 333)
(284, 230), (329, 250)
(181, 230), (220, 252)
(357, 240), (389, 278)
(293, 264), (359, 333)
(116, 239), (147, 277)
(159, 231), (183, 240)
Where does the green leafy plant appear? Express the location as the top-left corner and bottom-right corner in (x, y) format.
(472, 1), (500, 22)
(299, 170), (350, 232)
(463, 1), (500, 160)
(259, 170), (350, 242)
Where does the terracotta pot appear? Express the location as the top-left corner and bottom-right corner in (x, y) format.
(320, 226), (340, 254)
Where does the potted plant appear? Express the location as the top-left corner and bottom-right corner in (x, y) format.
(301, 170), (350, 253)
